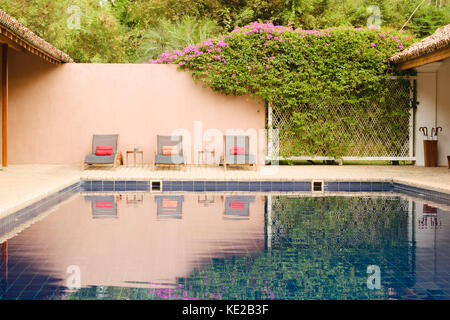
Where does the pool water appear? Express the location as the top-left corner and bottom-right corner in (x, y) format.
(1, 192), (449, 300)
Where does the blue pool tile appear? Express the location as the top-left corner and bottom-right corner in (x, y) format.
(91, 181), (103, 191)
(193, 181), (205, 192)
(349, 182), (361, 192)
(360, 182), (372, 192)
(136, 181), (150, 191)
(383, 182), (393, 192)
(125, 181), (137, 191)
(249, 181), (261, 192)
(271, 182), (283, 192)
(114, 181), (126, 191)
(371, 182), (384, 192)
(226, 181), (239, 191)
(182, 181), (194, 191)
(338, 182), (350, 192)
(238, 181), (250, 192)
(326, 182), (339, 192)
(216, 181), (227, 191)
(260, 181), (272, 192)
(204, 181), (216, 190)
(281, 181), (295, 192)
(294, 181), (308, 191)
(82, 183), (91, 192)
(102, 181), (114, 191)
(162, 181), (172, 192)
(171, 181), (182, 191)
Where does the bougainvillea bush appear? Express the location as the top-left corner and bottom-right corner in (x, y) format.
(145, 22), (416, 158)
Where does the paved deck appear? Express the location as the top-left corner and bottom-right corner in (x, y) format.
(1, 164), (449, 219)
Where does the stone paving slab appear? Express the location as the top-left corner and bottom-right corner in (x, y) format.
(1, 164), (449, 219)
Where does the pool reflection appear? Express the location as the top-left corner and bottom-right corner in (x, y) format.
(0, 193), (449, 300)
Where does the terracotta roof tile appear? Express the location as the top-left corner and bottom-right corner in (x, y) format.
(390, 24), (450, 63)
(0, 9), (73, 63)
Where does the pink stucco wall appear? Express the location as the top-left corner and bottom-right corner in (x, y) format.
(6, 50), (265, 164)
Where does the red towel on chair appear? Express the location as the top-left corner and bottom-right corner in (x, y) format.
(230, 147), (245, 155)
(229, 202), (245, 209)
(96, 201), (113, 208)
(96, 145), (113, 156)
(162, 146), (178, 156)
(162, 199), (178, 208)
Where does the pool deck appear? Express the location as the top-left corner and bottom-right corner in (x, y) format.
(1, 164), (449, 219)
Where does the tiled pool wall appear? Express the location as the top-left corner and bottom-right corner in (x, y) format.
(80, 180), (395, 193)
(79, 180), (450, 205)
(2, 180), (450, 240)
(0, 182), (80, 239)
(393, 182), (450, 206)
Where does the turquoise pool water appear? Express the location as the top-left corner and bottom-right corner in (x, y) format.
(1, 192), (449, 300)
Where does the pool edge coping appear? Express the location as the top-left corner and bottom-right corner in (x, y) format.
(1, 176), (449, 221)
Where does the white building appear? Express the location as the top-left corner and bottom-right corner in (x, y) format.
(391, 24), (450, 167)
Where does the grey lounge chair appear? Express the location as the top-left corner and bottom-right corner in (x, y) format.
(154, 135), (186, 170)
(221, 135), (256, 170)
(82, 134), (122, 171)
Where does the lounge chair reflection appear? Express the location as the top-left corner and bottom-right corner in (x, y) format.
(155, 195), (184, 220)
(85, 195), (118, 219)
(223, 196), (255, 220)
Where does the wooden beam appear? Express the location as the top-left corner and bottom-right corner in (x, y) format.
(2, 44), (8, 167)
(0, 34), (24, 52)
(397, 46), (450, 70)
(0, 27), (63, 64)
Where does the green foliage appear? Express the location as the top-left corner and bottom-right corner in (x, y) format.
(0, 0), (125, 63)
(136, 16), (221, 62)
(159, 23), (416, 157)
(1, 0), (448, 63)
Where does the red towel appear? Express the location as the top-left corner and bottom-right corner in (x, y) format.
(229, 202), (245, 209)
(162, 146), (178, 156)
(230, 147), (245, 155)
(96, 145), (113, 156)
(162, 199), (178, 208)
(96, 201), (113, 208)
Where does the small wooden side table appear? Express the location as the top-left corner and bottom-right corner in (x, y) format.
(126, 150), (144, 167)
(198, 149), (215, 166)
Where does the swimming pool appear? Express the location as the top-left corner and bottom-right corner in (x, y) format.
(1, 182), (449, 300)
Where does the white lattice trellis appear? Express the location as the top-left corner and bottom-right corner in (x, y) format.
(267, 77), (416, 161)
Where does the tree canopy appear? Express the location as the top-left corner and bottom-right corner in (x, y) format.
(0, 0), (448, 63)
